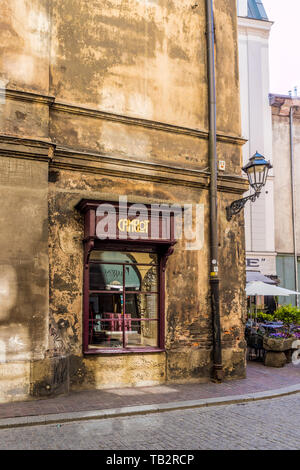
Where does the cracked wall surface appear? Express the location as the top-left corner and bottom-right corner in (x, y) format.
(0, 0), (246, 402)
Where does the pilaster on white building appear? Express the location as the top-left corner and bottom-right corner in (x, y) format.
(237, 0), (277, 279)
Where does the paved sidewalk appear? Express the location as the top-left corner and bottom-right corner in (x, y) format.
(0, 362), (299, 428)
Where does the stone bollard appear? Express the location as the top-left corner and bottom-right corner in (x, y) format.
(263, 337), (295, 368)
(264, 351), (287, 368)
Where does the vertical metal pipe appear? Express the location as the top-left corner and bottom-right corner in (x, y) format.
(205, 0), (223, 381)
(290, 107), (299, 306)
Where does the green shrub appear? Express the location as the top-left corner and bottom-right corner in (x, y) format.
(256, 312), (275, 323)
(273, 304), (300, 330)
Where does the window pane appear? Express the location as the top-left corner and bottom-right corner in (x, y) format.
(87, 251), (160, 352)
(125, 293), (158, 320)
(128, 253), (158, 265)
(126, 320), (158, 348)
(90, 251), (132, 263)
(89, 264), (123, 291)
(90, 251), (158, 265)
(124, 264), (141, 291)
(125, 265), (158, 292)
(88, 293), (123, 349)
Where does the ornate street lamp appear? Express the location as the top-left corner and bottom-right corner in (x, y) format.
(226, 151), (272, 221)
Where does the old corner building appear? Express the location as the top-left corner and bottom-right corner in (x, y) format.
(0, 0), (248, 403)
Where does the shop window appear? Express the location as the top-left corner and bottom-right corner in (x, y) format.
(77, 199), (176, 354)
(86, 251), (162, 353)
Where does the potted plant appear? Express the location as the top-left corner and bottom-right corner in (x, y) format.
(263, 305), (300, 366)
(263, 331), (295, 352)
(274, 304), (300, 332)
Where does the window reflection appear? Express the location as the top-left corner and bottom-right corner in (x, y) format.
(88, 251), (159, 350)
(90, 251), (157, 265)
(125, 293), (158, 320)
(89, 264), (123, 291)
(126, 321), (158, 348)
(125, 265), (158, 292)
(88, 293), (123, 349)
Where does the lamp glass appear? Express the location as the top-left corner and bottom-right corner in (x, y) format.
(246, 164), (268, 192)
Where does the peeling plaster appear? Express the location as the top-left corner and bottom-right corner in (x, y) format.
(0, 265), (17, 321)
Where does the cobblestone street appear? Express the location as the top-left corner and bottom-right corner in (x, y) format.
(1, 394), (299, 450)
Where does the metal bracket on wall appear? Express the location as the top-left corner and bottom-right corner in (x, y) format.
(226, 192), (260, 221)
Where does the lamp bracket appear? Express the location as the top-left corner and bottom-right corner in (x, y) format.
(226, 191), (260, 221)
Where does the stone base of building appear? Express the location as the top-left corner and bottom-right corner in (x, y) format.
(0, 348), (246, 404)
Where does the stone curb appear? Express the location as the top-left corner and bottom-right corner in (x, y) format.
(1, 384), (300, 430)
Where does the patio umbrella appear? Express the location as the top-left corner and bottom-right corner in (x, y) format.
(246, 281), (300, 323)
(246, 281), (300, 296)
(246, 271), (276, 284)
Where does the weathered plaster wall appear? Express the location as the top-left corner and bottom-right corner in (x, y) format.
(48, 0), (241, 176)
(218, 193), (247, 378)
(0, 0), (51, 148)
(272, 112), (300, 254)
(0, 0), (50, 94)
(50, 111), (242, 175)
(0, 156), (49, 402)
(47, 168), (246, 390)
(49, 0), (240, 133)
(0, 0), (246, 401)
(0, 98), (50, 140)
(0, 0), (241, 144)
(50, 0), (207, 129)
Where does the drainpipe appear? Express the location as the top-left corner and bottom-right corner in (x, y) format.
(289, 106), (299, 306)
(205, 0), (224, 382)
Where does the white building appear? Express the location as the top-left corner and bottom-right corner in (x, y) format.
(237, 0), (277, 281)
(270, 94), (300, 306)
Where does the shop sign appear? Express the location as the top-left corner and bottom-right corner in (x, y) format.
(246, 255), (277, 276)
(77, 197), (205, 251)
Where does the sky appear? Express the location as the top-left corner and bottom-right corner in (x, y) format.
(262, 0), (300, 96)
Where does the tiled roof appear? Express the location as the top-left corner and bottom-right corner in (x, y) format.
(248, 0), (268, 20)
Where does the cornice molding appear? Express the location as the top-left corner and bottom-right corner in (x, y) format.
(0, 88), (246, 146)
(0, 88), (55, 105)
(52, 101), (246, 146)
(269, 94), (300, 117)
(238, 16), (273, 31)
(0, 134), (247, 194)
(238, 17), (272, 41)
(52, 146), (248, 195)
(0, 134), (54, 162)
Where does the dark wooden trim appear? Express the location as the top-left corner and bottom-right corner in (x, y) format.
(84, 348), (166, 355)
(89, 290), (159, 295)
(83, 250), (91, 352)
(122, 265), (126, 348)
(82, 237), (174, 355)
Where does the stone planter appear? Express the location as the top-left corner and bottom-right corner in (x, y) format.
(264, 351), (287, 368)
(263, 336), (295, 352)
(285, 349), (293, 364)
(263, 336), (295, 368)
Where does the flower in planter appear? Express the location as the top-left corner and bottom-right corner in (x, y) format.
(268, 332), (293, 339)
